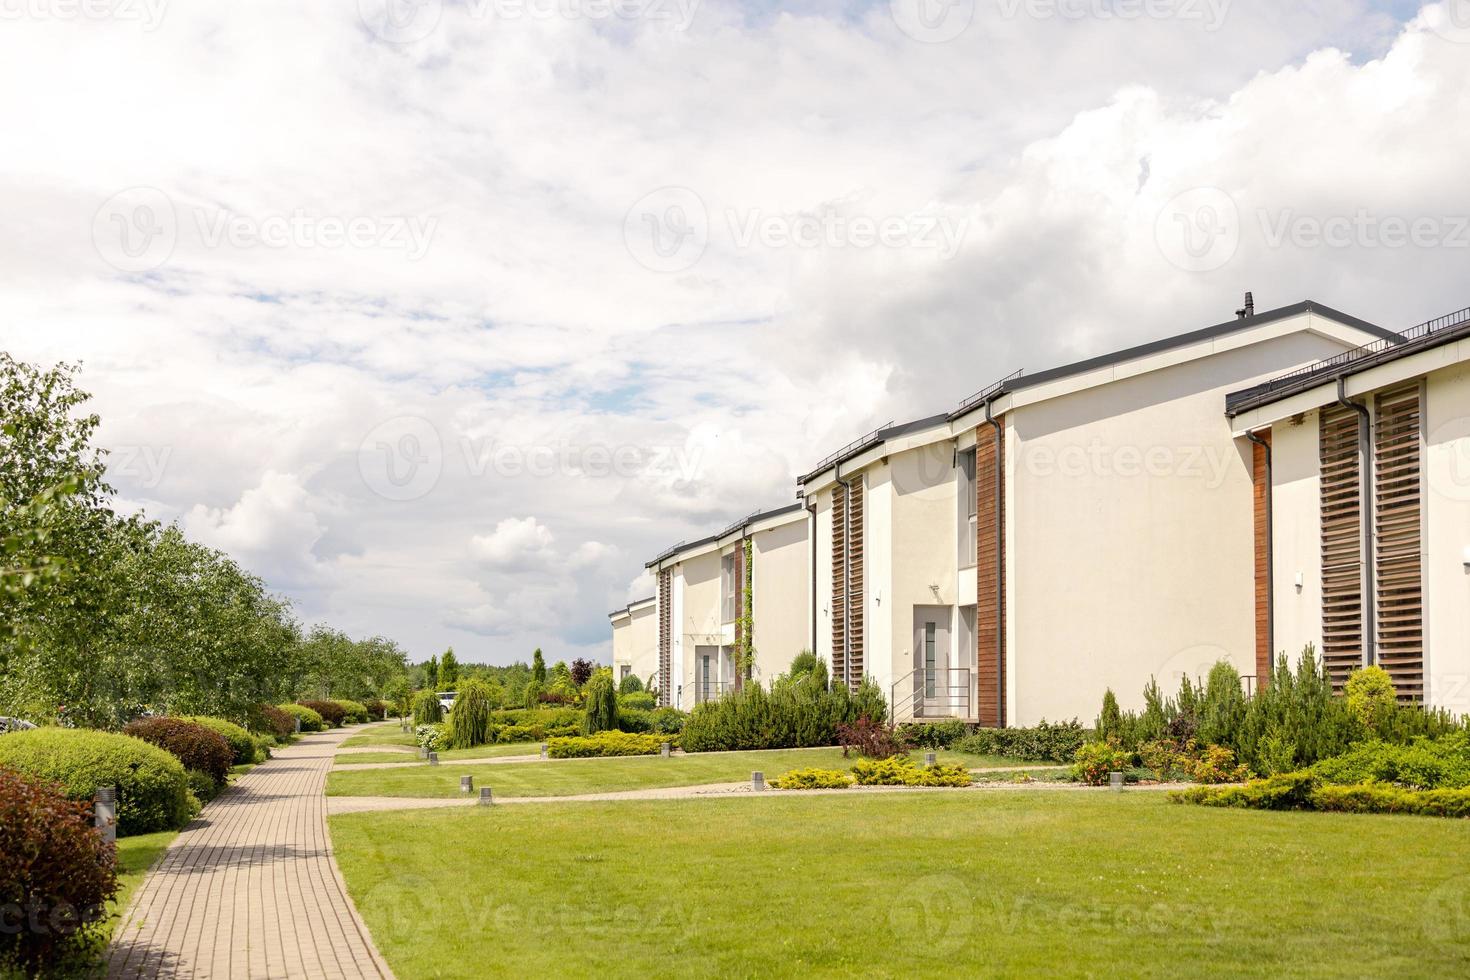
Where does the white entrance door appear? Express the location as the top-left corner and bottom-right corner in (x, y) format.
(912, 606), (952, 718)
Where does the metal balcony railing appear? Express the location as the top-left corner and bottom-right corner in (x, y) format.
(891, 668), (973, 722)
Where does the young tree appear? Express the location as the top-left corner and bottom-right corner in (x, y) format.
(570, 657), (595, 688)
(531, 648), (546, 684)
(582, 670), (617, 734)
(437, 648), (460, 690)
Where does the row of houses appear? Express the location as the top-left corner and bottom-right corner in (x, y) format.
(609, 297), (1470, 725)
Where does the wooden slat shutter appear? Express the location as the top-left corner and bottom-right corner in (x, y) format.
(976, 421), (1005, 727)
(657, 569), (672, 707)
(1319, 404), (1365, 693)
(1252, 431), (1273, 683)
(1374, 384), (1425, 701)
(846, 477), (865, 691)
(830, 484), (847, 687)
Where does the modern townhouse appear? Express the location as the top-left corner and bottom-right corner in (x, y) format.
(644, 503), (811, 709)
(1227, 305), (1470, 714)
(608, 596), (657, 689)
(801, 299), (1399, 727)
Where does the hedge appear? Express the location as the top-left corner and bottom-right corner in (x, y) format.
(953, 720), (1089, 763)
(252, 703), (297, 739)
(332, 700), (369, 724)
(771, 768), (854, 789)
(181, 716), (260, 766)
(0, 729), (194, 835)
(0, 767), (119, 975)
(277, 703), (324, 732)
(850, 756), (972, 787)
(123, 717), (234, 785)
(547, 732), (673, 758)
(679, 672), (886, 753)
(297, 700), (346, 727)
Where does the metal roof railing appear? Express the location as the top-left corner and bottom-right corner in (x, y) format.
(955, 369), (1024, 414)
(1227, 305), (1470, 414)
(805, 420), (895, 477)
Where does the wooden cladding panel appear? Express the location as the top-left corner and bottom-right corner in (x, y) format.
(975, 421), (1005, 727)
(1374, 385), (1425, 701)
(1320, 404), (1365, 694)
(657, 569), (672, 708)
(1252, 431), (1273, 683)
(829, 478), (866, 693)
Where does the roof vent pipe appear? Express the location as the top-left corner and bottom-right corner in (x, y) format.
(1236, 291), (1255, 319)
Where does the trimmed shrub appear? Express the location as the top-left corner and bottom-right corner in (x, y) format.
(1071, 741), (1131, 786)
(332, 700), (369, 724)
(1171, 770), (1320, 811)
(851, 756), (971, 787)
(618, 673), (644, 695)
(252, 703), (296, 739)
(298, 700), (346, 727)
(582, 670), (618, 735)
(616, 708), (653, 733)
(772, 768), (854, 789)
(277, 703), (324, 732)
(448, 680), (496, 748)
(0, 767), (119, 975)
(186, 768), (222, 805)
(415, 724), (450, 752)
(124, 717), (234, 786)
(182, 716), (259, 766)
(898, 720), (968, 750)
(649, 707), (686, 735)
(1308, 783), (1470, 817)
(547, 732), (672, 758)
(0, 729), (193, 835)
(412, 691), (443, 727)
(1309, 733), (1470, 790)
(953, 720), (1088, 763)
(618, 691), (656, 711)
(363, 699), (391, 721)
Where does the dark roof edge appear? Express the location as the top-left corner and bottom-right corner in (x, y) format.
(947, 300), (1394, 422)
(796, 413), (948, 486)
(643, 501), (808, 570)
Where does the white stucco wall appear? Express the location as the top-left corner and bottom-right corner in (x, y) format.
(812, 489), (834, 668)
(1425, 364), (1470, 713)
(1008, 330), (1360, 725)
(611, 603), (658, 686)
(750, 517), (811, 682)
(675, 550), (722, 708)
(1267, 410), (1324, 671)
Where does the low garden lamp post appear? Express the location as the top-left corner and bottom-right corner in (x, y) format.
(478, 787), (493, 807)
(94, 786), (117, 845)
(460, 775), (473, 793)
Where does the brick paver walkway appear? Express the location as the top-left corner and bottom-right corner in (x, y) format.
(108, 727), (394, 979)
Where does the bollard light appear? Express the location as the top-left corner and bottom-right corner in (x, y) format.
(94, 786), (117, 845)
(460, 775), (474, 793)
(924, 752), (936, 767)
(1109, 771), (1124, 792)
(479, 786), (494, 807)
(751, 771), (765, 792)
(540, 743), (548, 760)
(660, 742), (671, 758)
(427, 751), (439, 766)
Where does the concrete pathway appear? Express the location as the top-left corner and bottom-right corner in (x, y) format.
(107, 727), (393, 980)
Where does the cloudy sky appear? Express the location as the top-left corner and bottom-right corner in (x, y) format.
(2, 0), (1467, 665)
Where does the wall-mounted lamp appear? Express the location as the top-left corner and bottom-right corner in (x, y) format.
(1463, 546), (1470, 569)
(1294, 571), (1304, 594)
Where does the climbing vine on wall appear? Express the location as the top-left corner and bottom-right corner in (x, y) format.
(735, 538), (755, 681)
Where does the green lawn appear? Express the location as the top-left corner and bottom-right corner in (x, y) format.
(331, 792), (1470, 978)
(325, 747), (1035, 798)
(333, 742), (542, 768)
(104, 830), (178, 944)
(340, 723), (417, 749)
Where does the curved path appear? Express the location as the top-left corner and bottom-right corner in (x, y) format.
(108, 727), (393, 979)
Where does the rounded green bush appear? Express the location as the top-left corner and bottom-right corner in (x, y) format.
(181, 716), (259, 765)
(332, 700), (369, 724)
(297, 700), (346, 727)
(277, 703), (324, 732)
(0, 728), (193, 836)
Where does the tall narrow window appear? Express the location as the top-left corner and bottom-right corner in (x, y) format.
(959, 448), (977, 566)
(1374, 384), (1424, 701)
(721, 552), (736, 623)
(924, 623), (937, 698)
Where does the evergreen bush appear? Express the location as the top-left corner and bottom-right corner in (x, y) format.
(582, 670), (619, 734)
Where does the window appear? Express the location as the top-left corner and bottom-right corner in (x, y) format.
(721, 552), (737, 623)
(620, 665), (631, 680)
(959, 448), (977, 566)
(924, 622), (936, 698)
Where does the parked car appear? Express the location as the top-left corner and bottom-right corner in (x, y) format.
(437, 691), (457, 714)
(0, 716), (38, 734)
